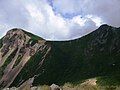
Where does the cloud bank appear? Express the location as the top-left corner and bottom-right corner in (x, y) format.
(0, 0), (120, 40)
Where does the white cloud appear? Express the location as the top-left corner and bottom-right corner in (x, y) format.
(26, 4), (44, 24)
(0, 0), (119, 41)
(86, 15), (104, 27)
(21, 0), (70, 40)
(67, 16), (97, 39)
(0, 24), (10, 38)
(52, 0), (120, 27)
(52, 0), (83, 16)
(71, 16), (87, 27)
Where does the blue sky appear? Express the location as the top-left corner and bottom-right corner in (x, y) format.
(0, 0), (120, 40)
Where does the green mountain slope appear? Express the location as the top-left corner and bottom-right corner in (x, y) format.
(0, 24), (120, 88)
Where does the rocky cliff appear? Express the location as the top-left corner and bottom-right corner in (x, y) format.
(0, 29), (51, 88)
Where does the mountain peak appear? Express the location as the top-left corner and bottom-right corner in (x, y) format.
(99, 24), (110, 28)
(0, 28), (48, 88)
(3, 28), (30, 48)
(6, 28), (25, 37)
(0, 25), (120, 88)
(97, 24), (111, 31)
(5, 28), (44, 41)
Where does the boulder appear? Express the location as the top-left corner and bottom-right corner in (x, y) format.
(50, 84), (62, 90)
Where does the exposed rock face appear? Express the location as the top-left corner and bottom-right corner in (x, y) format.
(50, 84), (61, 90)
(0, 29), (50, 88)
(81, 78), (97, 86)
(18, 77), (34, 90)
(0, 25), (120, 89)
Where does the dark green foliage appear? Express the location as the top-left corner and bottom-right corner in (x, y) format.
(13, 56), (22, 68)
(31, 25), (120, 86)
(0, 39), (3, 48)
(1, 25), (120, 87)
(11, 51), (43, 87)
(0, 48), (18, 79)
(0, 38), (3, 78)
(33, 25), (120, 86)
(97, 75), (120, 86)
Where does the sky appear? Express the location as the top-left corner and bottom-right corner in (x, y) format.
(0, 0), (120, 41)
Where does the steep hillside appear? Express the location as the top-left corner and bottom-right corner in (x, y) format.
(0, 29), (51, 88)
(0, 25), (120, 89)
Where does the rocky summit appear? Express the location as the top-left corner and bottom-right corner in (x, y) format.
(0, 24), (120, 89)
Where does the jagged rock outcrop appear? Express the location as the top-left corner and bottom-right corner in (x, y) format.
(50, 84), (62, 90)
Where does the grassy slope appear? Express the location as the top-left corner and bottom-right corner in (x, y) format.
(0, 38), (3, 48)
(33, 25), (120, 86)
